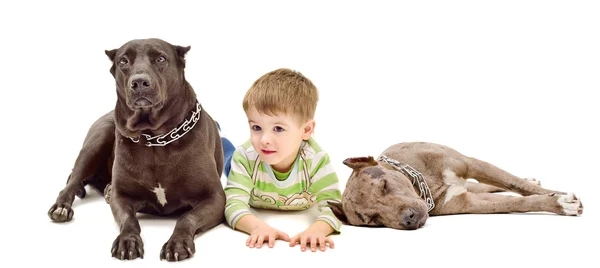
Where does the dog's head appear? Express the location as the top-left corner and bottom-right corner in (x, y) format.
(105, 38), (191, 131)
(328, 156), (429, 230)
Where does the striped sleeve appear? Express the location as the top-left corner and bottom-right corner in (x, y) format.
(309, 152), (343, 232)
(224, 147), (255, 229)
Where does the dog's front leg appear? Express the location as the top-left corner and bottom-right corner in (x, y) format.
(48, 112), (115, 222)
(109, 196), (145, 260)
(160, 192), (225, 262)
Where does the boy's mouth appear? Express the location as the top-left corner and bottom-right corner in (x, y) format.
(261, 149), (276, 155)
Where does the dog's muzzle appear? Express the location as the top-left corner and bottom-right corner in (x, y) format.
(401, 208), (428, 230)
(128, 74), (155, 108)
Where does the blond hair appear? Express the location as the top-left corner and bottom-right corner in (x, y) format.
(243, 68), (318, 124)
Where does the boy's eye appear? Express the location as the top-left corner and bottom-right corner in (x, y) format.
(274, 126), (284, 132)
(251, 125), (262, 131)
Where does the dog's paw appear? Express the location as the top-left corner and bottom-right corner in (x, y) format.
(111, 232), (144, 260)
(48, 203), (74, 222)
(556, 193), (583, 216)
(48, 193), (75, 222)
(523, 177), (541, 186)
(160, 235), (195, 262)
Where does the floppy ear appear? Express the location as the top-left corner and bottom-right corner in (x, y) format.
(327, 201), (348, 224)
(173, 45), (191, 68)
(343, 156), (378, 170)
(105, 49), (118, 76)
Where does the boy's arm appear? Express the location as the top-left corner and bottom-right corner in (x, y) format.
(309, 152), (343, 233)
(225, 149), (290, 245)
(224, 148), (257, 230)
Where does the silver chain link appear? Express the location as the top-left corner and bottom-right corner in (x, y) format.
(129, 102), (202, 147)
(378, 155), (435, 212)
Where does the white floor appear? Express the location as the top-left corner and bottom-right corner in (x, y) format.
(33, 179), (596, 268)
(3, 1), (598, 267)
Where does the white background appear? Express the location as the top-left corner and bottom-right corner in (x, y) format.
(1, 0), (598, 267)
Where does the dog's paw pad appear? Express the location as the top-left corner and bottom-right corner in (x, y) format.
(523, 177), (541, 186)
(557, 192), (583, 216)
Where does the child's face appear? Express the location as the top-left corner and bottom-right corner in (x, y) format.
(246, 108), (314, 173)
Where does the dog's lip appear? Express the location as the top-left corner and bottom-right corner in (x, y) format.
(133, 97), (153, 108)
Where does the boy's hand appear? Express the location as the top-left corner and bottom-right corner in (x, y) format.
(247, 224), (290, 248)
(289, 221), (335, 252)
(236, 214), (290, 248)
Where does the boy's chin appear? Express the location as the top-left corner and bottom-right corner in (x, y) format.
(260, 156), (280, 166)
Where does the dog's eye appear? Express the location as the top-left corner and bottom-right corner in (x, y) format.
(156, 56), (166, 63)
(118, 58), (128, 65)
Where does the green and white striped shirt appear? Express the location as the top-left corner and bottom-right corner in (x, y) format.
(224, 137), (342, 232)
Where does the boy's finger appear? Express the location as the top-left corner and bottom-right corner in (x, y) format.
(318, 237), (326, 251)
(300, 236), (307, 252)
(289, 235), (298, 247)
(278, 231), (291, 242)
(310, 236), (317, 252)
(248, 234), (258, 248)
(326, 237), (335, 249)
(256, 235), (265, 248)
(268, 233), (276, 248)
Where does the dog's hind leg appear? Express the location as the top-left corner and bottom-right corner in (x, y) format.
(48, 111), (115, 222)
(464, 157), (562, 196)
(436, 192), (583, 216)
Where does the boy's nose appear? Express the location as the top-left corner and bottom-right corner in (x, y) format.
(260, 134), (272, 145)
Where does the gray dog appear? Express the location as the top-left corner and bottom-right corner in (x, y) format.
(329, 142), (583, 230)
(48, 38), (225, 261)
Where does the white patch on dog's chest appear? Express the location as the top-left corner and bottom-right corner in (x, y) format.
(152, 183), (168, 206)
(442, 168), (467, 204)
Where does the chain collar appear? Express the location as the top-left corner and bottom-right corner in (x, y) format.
(377, 155), (435, 212)
(129, 101), (202, 147)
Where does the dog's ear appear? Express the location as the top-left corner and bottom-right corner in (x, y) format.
(174, 45), (191, 68)
(327, 201), (348, 224)
(343, 156), (378, 170)
(105, 49), (118, 76)
(105, 49), (118, 61)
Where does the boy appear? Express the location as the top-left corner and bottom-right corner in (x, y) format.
(222, 68), (342, 252)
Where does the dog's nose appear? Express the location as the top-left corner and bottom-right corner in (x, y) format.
(130, 74), (151, 92)
(401, 208), (420, 230)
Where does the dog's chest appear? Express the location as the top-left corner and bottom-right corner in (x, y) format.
(442, 168), (467, 204)
(151, 183), (168, 206)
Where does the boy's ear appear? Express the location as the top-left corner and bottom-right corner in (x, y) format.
(301, 119), (315, 140)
